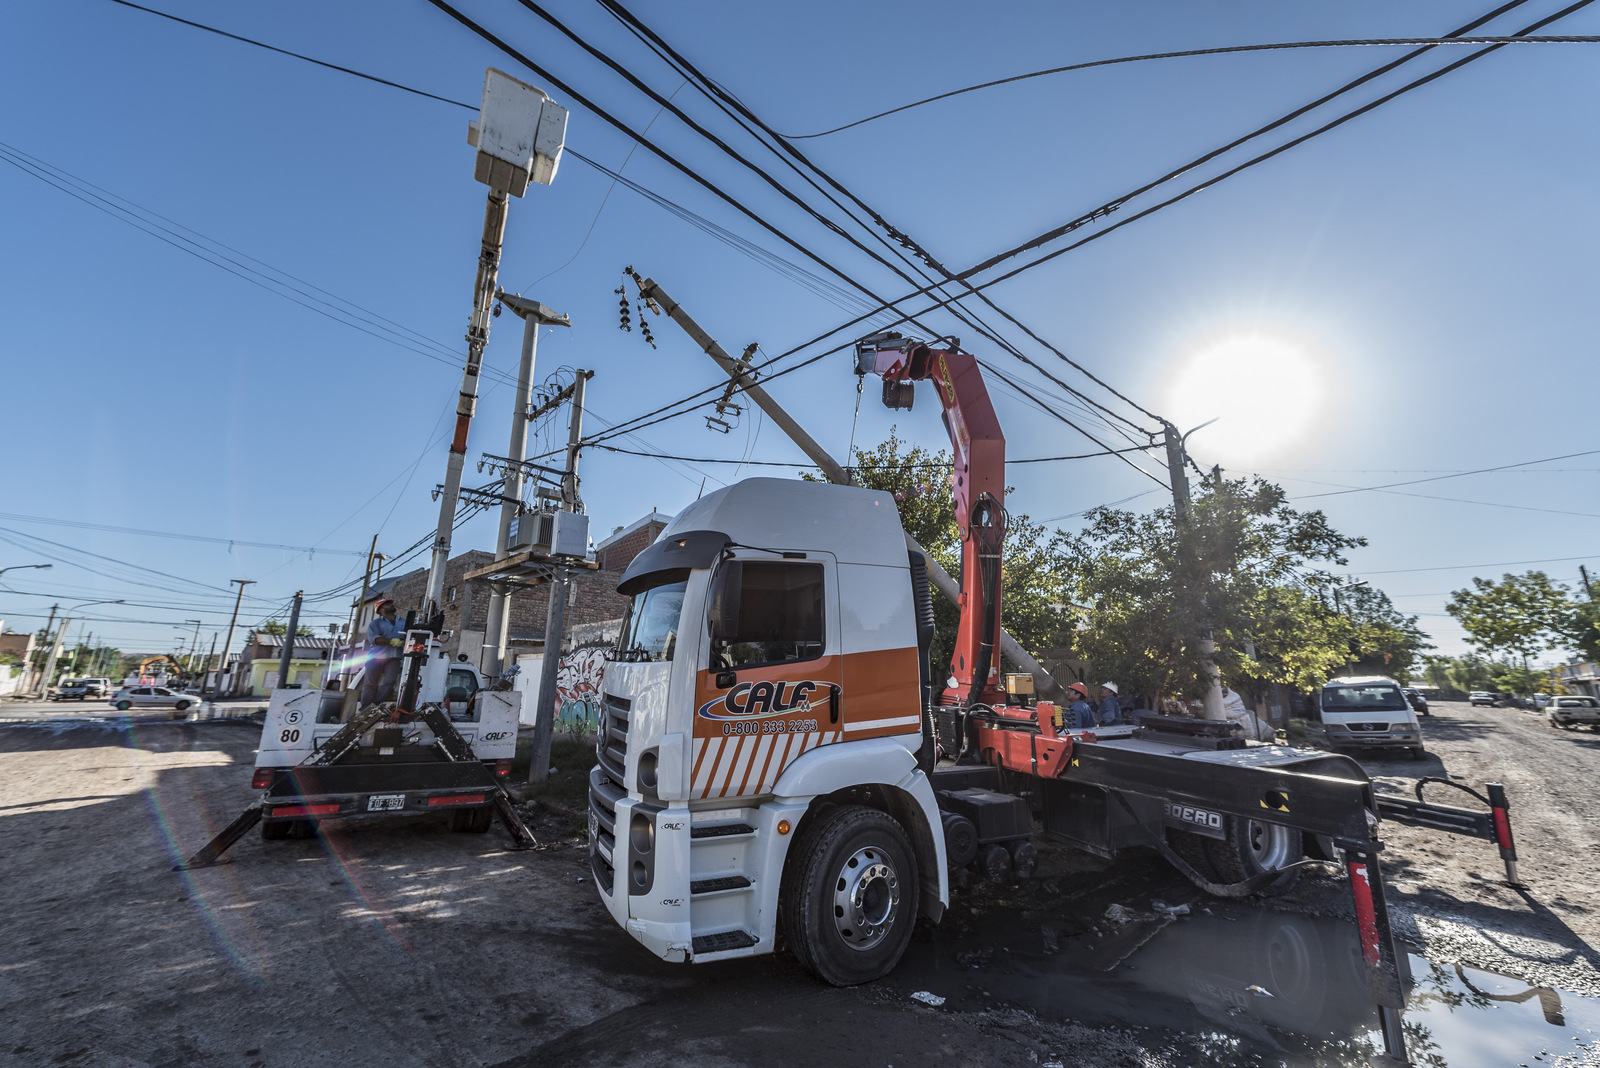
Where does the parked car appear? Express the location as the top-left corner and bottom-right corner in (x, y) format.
(1469, 691), (1499, 707)
(1318, 675), (1426, 760)
(109, 685), (195, 716)
(1402, 687), (1430, 717)
(1548, 695), (1600, 730)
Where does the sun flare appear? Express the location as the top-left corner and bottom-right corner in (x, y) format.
(1163, 333), (1323, 465)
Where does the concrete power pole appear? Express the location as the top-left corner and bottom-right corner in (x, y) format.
(527, 372), (587, 786)
(423, 70), (568, 620)
(1162, 419), (1224, 720)
(484, 293), (570, 675)
(277, 591), (304, 693)
(26, 603), (58, 695)
(630, 274), (1064, 698)
(207, 579), (255, 706)
(1581, 564), (1596, 602)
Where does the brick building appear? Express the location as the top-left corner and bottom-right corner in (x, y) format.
(378, 511), (670, 668)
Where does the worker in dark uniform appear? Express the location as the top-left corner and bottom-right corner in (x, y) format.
(1067, 682), (1096, 729)
(1097, 681), (1124, 726)
(361, 599), (406, 708)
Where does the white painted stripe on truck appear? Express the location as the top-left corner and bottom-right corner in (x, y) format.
(843, 715), (922, 733)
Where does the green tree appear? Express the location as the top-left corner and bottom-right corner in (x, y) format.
(1054, 476), (1371, 701)
(1445, 571), (1575, 696)
(1571, 599), (1600, 662)
(1340, 584), (1432, 681)
(258, 621), (314, 638)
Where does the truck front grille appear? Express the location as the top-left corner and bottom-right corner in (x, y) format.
(595, 693), (631, 791)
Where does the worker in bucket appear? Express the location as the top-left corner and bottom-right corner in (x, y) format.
(1096, 681), (1124, 726)
(362, 598), (406, 708)
(1066, 681), (1096, 729)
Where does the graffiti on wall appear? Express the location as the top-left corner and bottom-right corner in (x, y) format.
(552, 644), (609, 734)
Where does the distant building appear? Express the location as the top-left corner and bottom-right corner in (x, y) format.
(236, 634), (339, 696)
(1557, 660), (1600, 698)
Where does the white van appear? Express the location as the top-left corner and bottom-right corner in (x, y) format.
(1317, 675), (1425, 761)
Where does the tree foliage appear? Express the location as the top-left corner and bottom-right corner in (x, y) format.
(1052, 476), (1418, 699)
(1445, 571), (1575, 666)
(257, 620), (315, 638)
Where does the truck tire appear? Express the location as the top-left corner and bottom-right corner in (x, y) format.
(1166, 827), (1222, 884)
(451, 807), (493, 833)
(780, 805), (919, 986)
(1408, 747), (1426, 761)
(1204, 816), (1301, 896)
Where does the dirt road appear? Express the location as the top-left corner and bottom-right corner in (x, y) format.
(1, 705), (1595, 1067)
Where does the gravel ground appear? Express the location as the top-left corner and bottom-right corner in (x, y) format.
(1, 701), (1593, 1067)
(1280, 699), (1600, 996)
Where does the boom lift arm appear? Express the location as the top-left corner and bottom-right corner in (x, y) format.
(855, 333), (1007, 709)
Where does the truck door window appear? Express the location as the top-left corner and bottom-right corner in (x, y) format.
(709, 561), (824, 669)
(617, 579), (688, 662)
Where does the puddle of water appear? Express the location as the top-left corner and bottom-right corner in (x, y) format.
(899, 890), (1600, 1066)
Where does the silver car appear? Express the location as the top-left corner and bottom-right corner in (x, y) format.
(1548, 695), (1600, 730)
(110, 685), (196, 715)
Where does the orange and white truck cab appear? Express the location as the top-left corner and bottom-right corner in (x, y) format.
(589, 477), (948, 983)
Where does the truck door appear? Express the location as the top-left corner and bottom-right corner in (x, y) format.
(691, 552), (840, 800)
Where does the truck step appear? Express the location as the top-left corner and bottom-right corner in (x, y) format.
(692, 929), (758, 954)
(691, 874), (752, 895)
(690, 822), (754, 840)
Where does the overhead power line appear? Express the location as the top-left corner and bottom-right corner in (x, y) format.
(0, 511), (368, 556)
(1291, 447), (1600, 498)
(585, 441), (1155, 467)
(786, 34), (1600, 138)
(1356, 554), (1600, 576)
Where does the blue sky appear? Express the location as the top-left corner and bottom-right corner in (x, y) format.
(2, 0), (1597, 660)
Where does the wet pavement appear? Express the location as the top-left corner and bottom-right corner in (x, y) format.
(891, 858), (1600, 1066)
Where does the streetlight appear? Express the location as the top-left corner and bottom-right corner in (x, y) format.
(0, 562), (53, 582)
(40, 600), (124, 695)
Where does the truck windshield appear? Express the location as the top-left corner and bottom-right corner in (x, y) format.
(617, 579), (687, 662)
(1323, 684), (1409, 713)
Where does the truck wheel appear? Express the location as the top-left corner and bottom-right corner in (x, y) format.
(1408, 747), (1426, 761)
(451, 807), (493, 833)
(780, 805), (919, 986)
(1166, 827), (1222, 884)
(261, 820), (291, 841)
(1204, 816), (1301, 896)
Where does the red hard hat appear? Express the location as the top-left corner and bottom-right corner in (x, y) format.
(1068, 681), (1089, 697)
(375, 598), (395, 611)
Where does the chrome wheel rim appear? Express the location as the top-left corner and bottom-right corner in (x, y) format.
(832, 845), (900, 951)
(1247, 819), (1298, 872)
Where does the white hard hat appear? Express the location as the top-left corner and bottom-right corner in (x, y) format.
(1101, 681), (1118, 694)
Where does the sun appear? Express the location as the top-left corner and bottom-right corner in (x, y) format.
(1162, 333), (1323, 465)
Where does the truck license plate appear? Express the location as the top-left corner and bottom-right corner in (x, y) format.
(367, 793), (406, 812)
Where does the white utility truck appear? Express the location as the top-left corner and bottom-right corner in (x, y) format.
(179, 629), (534, 866)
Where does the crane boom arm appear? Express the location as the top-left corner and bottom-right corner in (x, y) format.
(856, 333), (1006, 707)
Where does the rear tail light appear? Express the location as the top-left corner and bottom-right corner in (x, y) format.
(269, 803), (340, 817)
(252, 767), (284, 789)
(492, 759), (512, 778)
(426, 793), (486, 808)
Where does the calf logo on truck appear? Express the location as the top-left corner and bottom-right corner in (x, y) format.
(697, 680), (825, 722)
(1164, 800), (1226, 839)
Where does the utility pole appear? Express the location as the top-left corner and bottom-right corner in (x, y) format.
(1581, 565), (1596, 602)
(424, 70), (567, 620)
(629, 274), (1064, 698)
(349, 533), (380, 641)
(25, 603), (58, 696)
(1162, 419), (1224, 719)
(528, 375), (587, 785)
(484, 293), (570, 676)
(207, 579), (255, 706)
(202, 632), (217, 692)
(276, 591), (304, 693)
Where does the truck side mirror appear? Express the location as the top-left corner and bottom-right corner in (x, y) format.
(708, 561), (742, 641)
